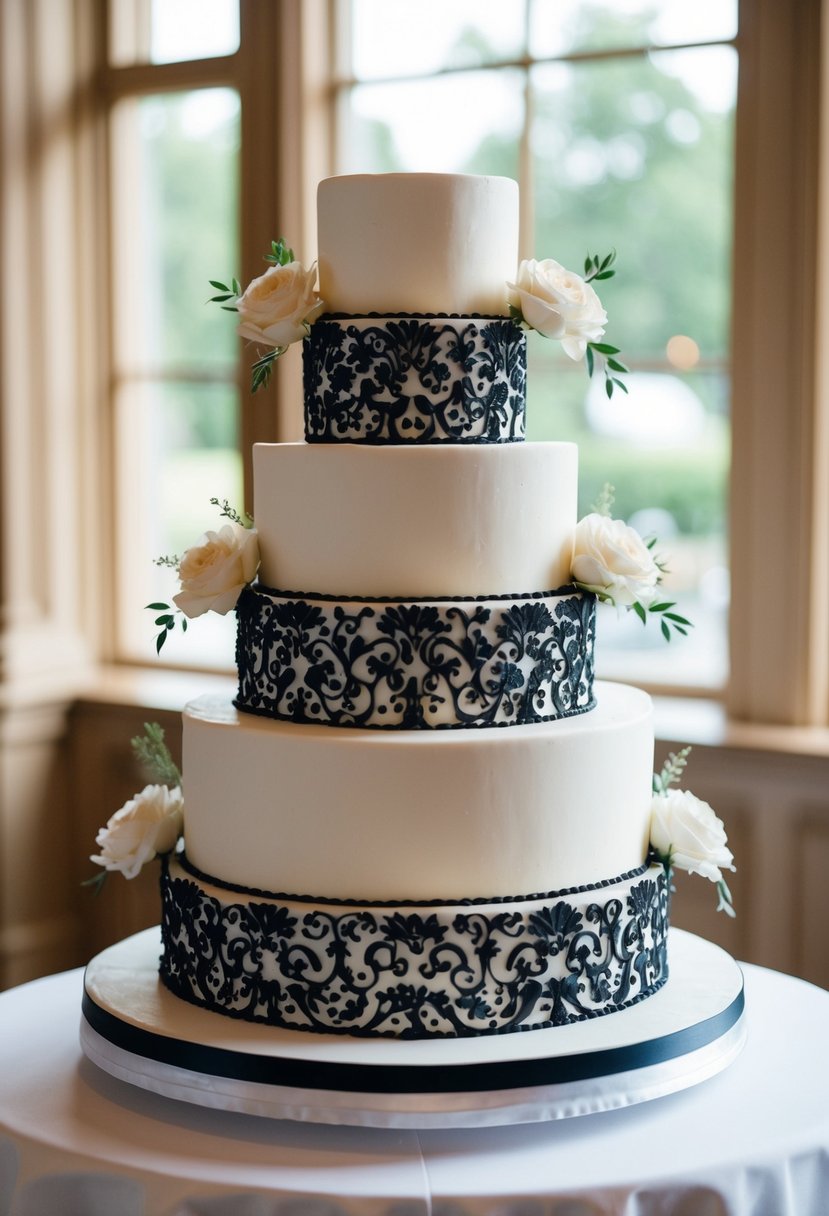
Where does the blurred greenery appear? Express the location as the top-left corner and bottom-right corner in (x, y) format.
(137, 89), (240, 449)
(346, 3), (733, 549)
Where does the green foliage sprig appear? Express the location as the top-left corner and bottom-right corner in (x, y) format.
(208, 277), (241, 312)
(209, 496), (252, 527)
(591, 482), (616, 516)
(250, 347), (281, 393)
(131, 722), (181, 787)
(632, 540), (693, 641)
(581, 251), (627, 398)
(584, 251), (629, 399)
(146, 601), (188, 654)
(652, 746), (692, 795)
(265, 238), (295, 266)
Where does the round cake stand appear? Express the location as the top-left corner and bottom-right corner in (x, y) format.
(81, 926), (745, 1130)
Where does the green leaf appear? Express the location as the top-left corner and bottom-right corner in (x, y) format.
(594, 270), (616, 280)
(232, 278), (241, 295)
(156, 631), (167, 654)
(632, 601), (647, 624)
(146, 601), (170, 611)
(606, 357), (628, 373)
(591, 342), (621, 355)
(650, 601), (676, 613)
(605, 377), (614, 399)
(81, 870), (108, 895)
(209, 279), (229, 291)
(132, 722), (181, 787)
(585, 345), (595, 377)
(612, 377), (629, 394)
(209, 292), (235, 303)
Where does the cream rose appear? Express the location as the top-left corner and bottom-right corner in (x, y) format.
(235, 261), (323, 349)
(90, 784), (184, 880)
(173, 522), (259, 620)
(507, 258), (607, 359)
(571, 513), (660, 607)
(650, 789), (735, 884)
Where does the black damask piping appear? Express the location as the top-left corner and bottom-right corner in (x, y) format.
(303, 313), (526, 445)
(156, 962), (670, 1042)
(234, 585), (596, 731)
(158, 861), (670, 1040)
(174, 850), (652, 909)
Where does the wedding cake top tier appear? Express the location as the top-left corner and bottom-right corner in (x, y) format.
(317, 173), (519, 315)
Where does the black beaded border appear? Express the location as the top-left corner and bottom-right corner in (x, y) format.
(173, 850), (654, 911)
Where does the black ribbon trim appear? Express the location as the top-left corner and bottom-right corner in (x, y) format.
(81, 983), (744, 1096)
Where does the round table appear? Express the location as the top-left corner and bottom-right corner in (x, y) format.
(0, 962), (827, 1214)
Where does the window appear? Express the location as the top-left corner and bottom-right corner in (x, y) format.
(103, 2), (243, 666)
(332, 0), (738, 694)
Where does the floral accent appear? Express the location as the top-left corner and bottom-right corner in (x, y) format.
(210, 239), (324, 393)
(147, 499), (259, 653)
(571, 512), (659, 608)
(570, 491), (692, 642)
(650, 749), (735, 917)
(507, 250), (628, 397)
(90, 783), (184, 881)
(160, 857), (670, 1038)
(173, 522), (259, 619)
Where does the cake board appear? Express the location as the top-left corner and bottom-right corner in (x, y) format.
(80, 926), (745, 1130)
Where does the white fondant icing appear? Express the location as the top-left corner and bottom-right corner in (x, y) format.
(253, 441), (577, 597)
(182, 683), (654, 902)
(317, 174), (519, 314)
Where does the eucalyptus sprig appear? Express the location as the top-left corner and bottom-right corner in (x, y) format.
(652, 746), (692, 795)
(591, 483), (616, 517)
(250, 347), (281, 393)
(264, 238), (295, 266)
(716, 876), (736, 918)
(631, 539), (693, 640)
(208, 277), (241, 312)
(583, 251), (629, 399)
(131, 722), (181, 788)
(146, 601), (188, 654)
(209, 496), (252, 527)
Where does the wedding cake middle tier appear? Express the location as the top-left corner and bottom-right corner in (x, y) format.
(183, 682), (652, 901)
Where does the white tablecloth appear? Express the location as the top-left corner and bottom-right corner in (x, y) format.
(0, 962), (827, 1214)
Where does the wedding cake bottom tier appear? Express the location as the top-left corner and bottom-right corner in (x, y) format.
(159, 855), (670, 1040)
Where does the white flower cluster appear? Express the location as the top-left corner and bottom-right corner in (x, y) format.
(650, 788), (735, 887)
(235, 261), (323, 351)
(173, 522), (260, 620)
(507, 258), (607, 359)
(91, 784), (183, 880)
(571, 513), (660, 608)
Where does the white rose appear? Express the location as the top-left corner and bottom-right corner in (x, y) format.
(650, 789), (735, 884)
(507, 258), (607, 359)
(91, 784), (184, 880)
(236, 261), (323, 349)
(571, 513), (660, 607)
(173, 522), (259, 620)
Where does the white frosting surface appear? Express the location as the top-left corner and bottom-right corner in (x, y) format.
(317, 174), (519, 314)
(182, 683), (654, 903)
(253, 441), (577, 597)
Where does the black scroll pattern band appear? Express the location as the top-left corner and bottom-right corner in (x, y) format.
(302, 314), (527, 444)
(159, 856), (670, 1040)
(234, 584), (596, 730)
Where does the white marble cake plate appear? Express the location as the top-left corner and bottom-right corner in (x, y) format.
(80, 926), (745, 1130)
